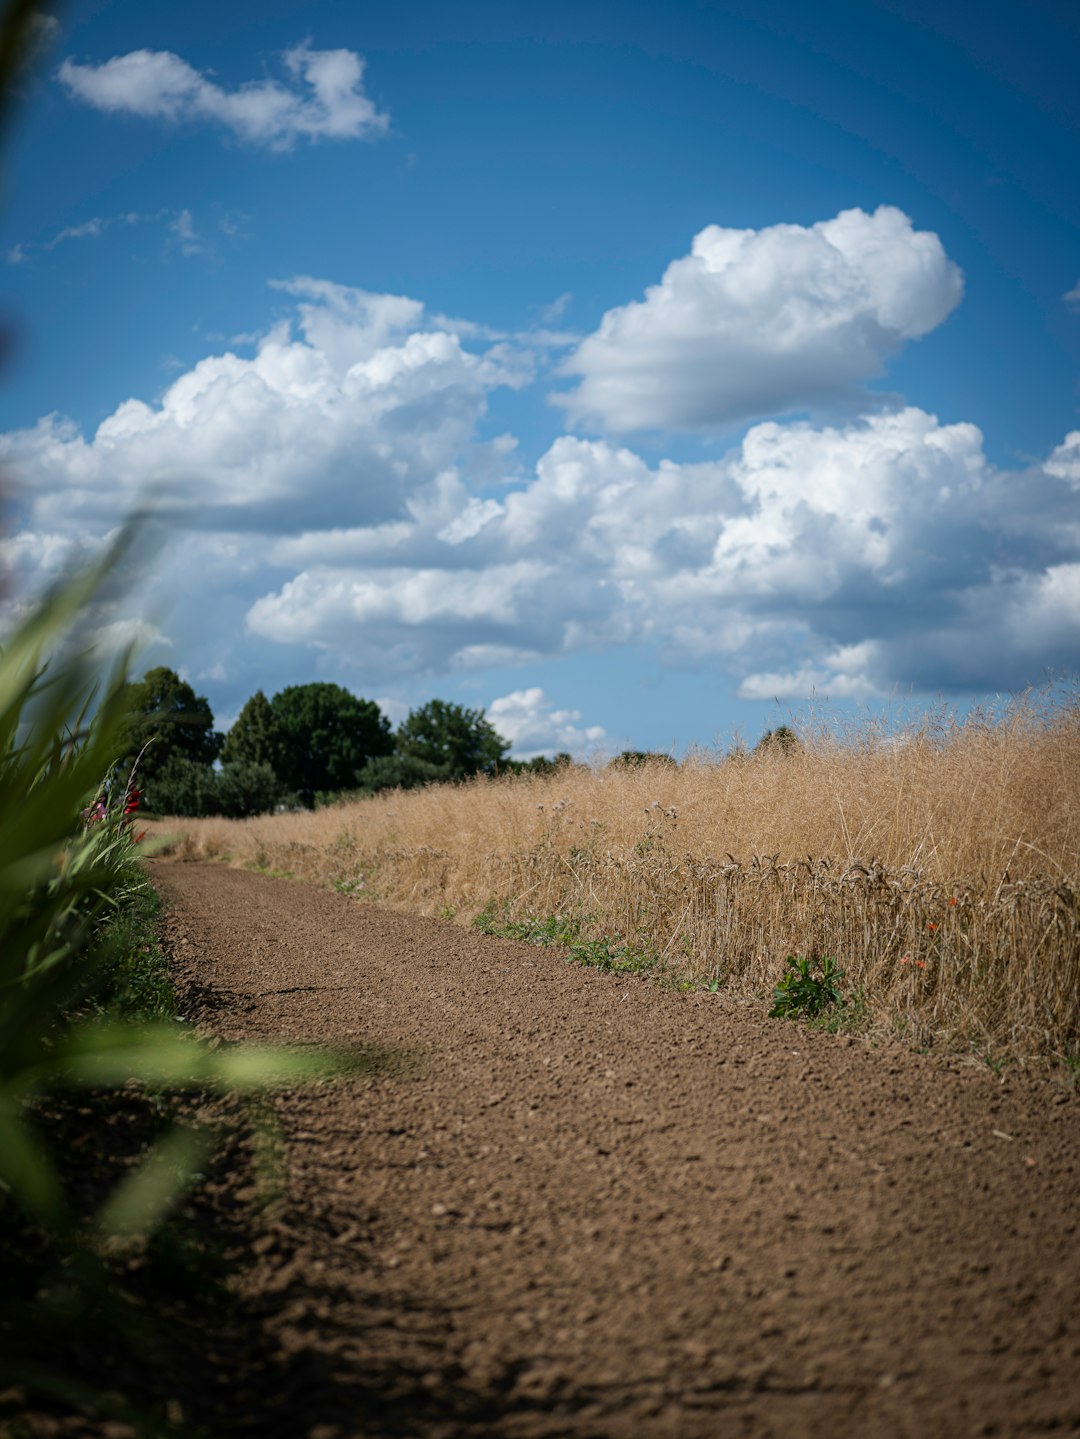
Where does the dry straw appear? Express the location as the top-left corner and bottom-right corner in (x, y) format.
(158, 689), (1079, 1066)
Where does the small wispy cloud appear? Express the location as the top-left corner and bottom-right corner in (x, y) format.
(53, 217), (106, 243)
(23, 13), (61, 66)
(539, 292), (572, 324)
(216, 209), (251, 241)
(9, 207), (221, 264)
(57, 42), (390, 150)
(7, 211), (138, 262)
(168, 208), (205, 257)
(1064, 279), (1080, 310)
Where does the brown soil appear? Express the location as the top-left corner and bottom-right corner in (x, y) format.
(151, 861), (1079, 1439)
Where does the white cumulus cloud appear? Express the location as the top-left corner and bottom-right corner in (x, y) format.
(5, 225), (1077, 716)
(737, 644), (885, 701)
(0, 279), (528, 535)
(1045, 431), (1080, 486)
(486, 687), (610, 760)
(557, 206), (963, 433)
(242, 407), (1080, 696)
(57, 42), (389, 149)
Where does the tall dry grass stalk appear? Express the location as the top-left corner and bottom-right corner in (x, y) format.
(158, 692), (1080, 1065)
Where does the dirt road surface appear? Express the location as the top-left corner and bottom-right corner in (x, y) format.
(152, 862), (1080, 1439)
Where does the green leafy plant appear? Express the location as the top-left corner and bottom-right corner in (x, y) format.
(0, 549), (361, 1424)
(0, 8), (362, 1424)
(769, 954), (845, 1020)
(475, 909), (659, 975)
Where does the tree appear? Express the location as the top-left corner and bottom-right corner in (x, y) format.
(216, 761), (290, 818)
(118, 667), (221, 779)
(753, 725), (801, 757)
(609, 750), (677, 769)
(144, 756), (219, 817)
(354, 753), (448, 795)
(220, 690), (287, 773)
(140, 757), (290, 818)
(270, 683), (393, 805)
(395, 699), (510, 781)
(507, 752), (576, 776)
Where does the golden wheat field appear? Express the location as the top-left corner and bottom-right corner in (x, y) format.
(157, 693), (1080, 1066)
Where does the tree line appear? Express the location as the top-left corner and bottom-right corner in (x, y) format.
(118, 668), (571, 817)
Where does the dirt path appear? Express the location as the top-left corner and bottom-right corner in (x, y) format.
(152, 862), (1080, 1439)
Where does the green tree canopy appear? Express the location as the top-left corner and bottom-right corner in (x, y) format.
(220, 689), (287, 773)
(354, 753), (449, 795)
(216, 760), (290, 819)
(118, 667), (221, 779)
(609, 750), (677, 768)
(143, 756), (219, 817)
(753, 725), (802, 757)
(395, 700), (510, 781)
(503, 752), (577, 776)
(270, 683), (393, 805)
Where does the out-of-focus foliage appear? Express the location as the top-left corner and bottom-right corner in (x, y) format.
(118, 665), (222, 779)
(608, 749), (677, 768)
(0, 549), (345, 1250)
(753, 725), (801, 756)
(215, 758), (291, 817)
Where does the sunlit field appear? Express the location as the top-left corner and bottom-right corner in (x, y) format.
(158, 691), (1080, 1066)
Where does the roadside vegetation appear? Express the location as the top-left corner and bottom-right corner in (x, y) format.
(0, 547), (365, 1432)
(158, 686), (1080, 1068)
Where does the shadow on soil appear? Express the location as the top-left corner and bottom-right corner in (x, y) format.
(2, 1098), (608, 1439)
(2, 978), (597, 1439)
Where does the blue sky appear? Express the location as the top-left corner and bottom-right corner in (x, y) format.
(2, 0), (1078, 757)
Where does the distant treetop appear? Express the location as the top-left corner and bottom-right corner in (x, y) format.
(753, 725), (801, 756)
(118, 666), (221, 778)
(396, 699), (510, 781)
(270, 683), (394, 805)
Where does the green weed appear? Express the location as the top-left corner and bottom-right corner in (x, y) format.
(769, 955), (846, 1021)
(475, 908), (659, 975)
(89, 878), (177, 1022)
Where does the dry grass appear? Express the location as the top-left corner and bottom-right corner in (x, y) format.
(154, 690), (1080, 1066)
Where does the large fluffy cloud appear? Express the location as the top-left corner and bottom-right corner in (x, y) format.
(1, 278), (528, 534)
(246, 408), (1080, 694)
(3, 215), (1074, 722)
(557, 206), (963, 433)
(57, 43), (389, 148)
